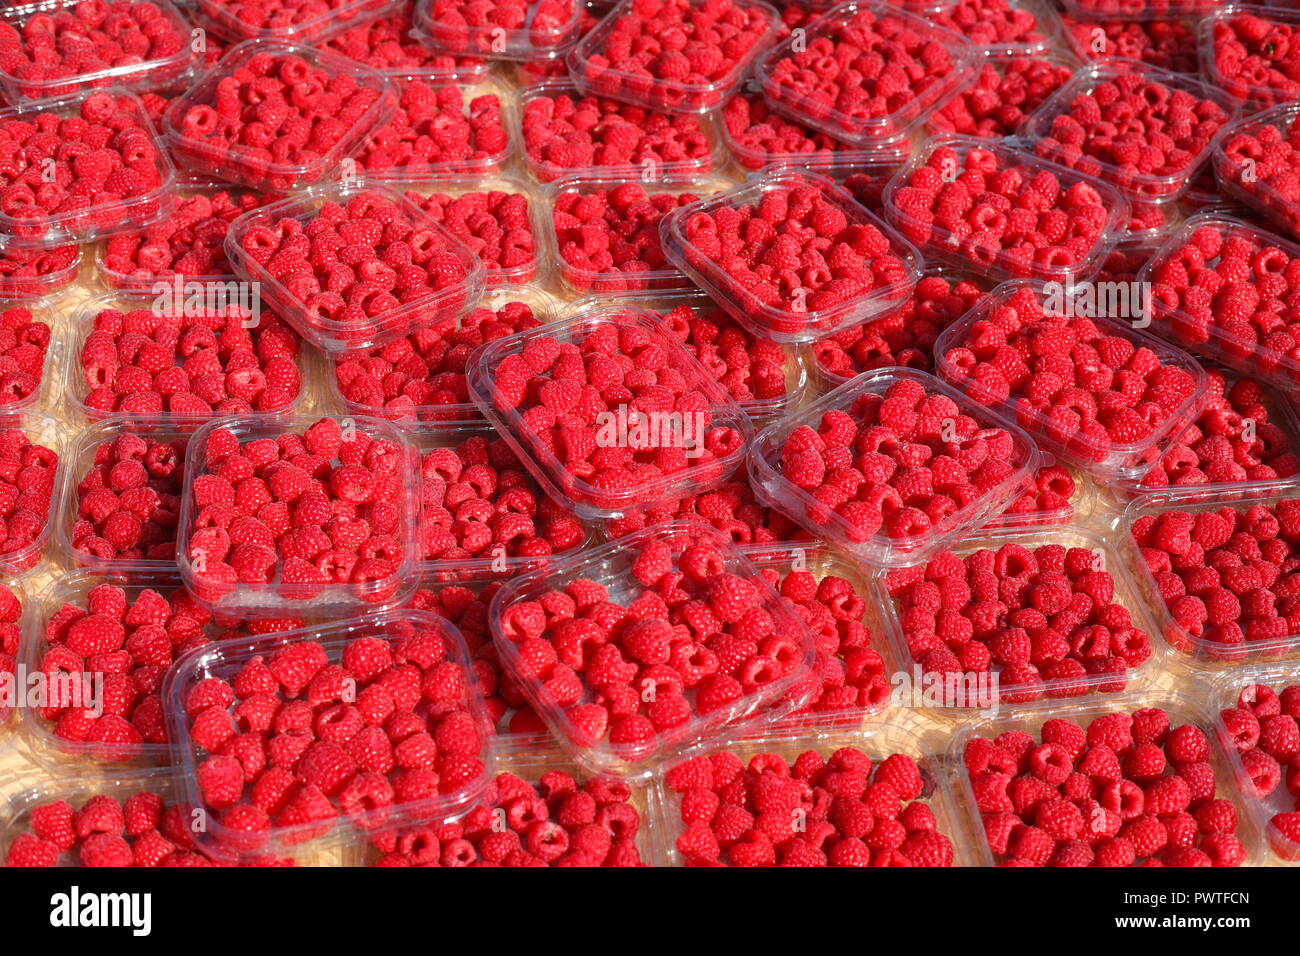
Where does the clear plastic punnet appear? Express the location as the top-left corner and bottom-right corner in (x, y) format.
(874, 524), (1165, 710)
(982, 458), (1092, 531)
(567, 0), (779, 113)
(176, 414), (421, 616)
(93, 181), (275, 292)
(1121, 480), (1300, 665)
(0, 297), (57, 416)
(922, 49), (1082, 141)
(486, 521), (816, 779)
(647, 725), (979, 866)
(754, 0), (976, 148)
(0, 241), (82, 299)
(1056, 0), (1228, 20)
(413, 0), (585, 61)
(1212, 103), (1300, 241)
(466, 306), (754, 520)
(354, 76), (517, 182)
(933, 279), (1210, 485)
(1115, 365), (1300, 499)
(412, 422), (596, 578)
(1209, 662), (1300, 864)
(947, 691), (1266, 866)
(224, 178), (486, 352)
(882, 135), (1130, 285)
(397, 175), (546, 285)
(908, 0), (1063, 57)
(163, 610), (497, 861)
(749, 544), (900, 729)
(1018, 61), (1241, 202)
(0, 0), (200, 102)
(660, 169), (923, 344)
(566, 288), (811, 421)
(0, 88), (178, 249)
(328, 284), (559, 430)
(515, 77), (723, 183)
(1138, 212), (1300, 392)
(0, 766), (313, 867)
(1057, 12), (1203, 74)
(56, 418), (192, 574)
(544, 172), (733, 294)
(1199, 4), (1300, 109)
(162, 39), (397, 192)
(748, 367), (1042, 568)
(196, 0), (404, 43)
(20, 568), (199, 769)
(0, 411), (60, 575)
(62, 290), (313, 426)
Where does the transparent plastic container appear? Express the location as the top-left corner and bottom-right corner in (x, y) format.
(176, 414), (421, 616)
(1018, 61), (1242, 202)
(0, 88), (178, 248)
(196, 0), (403, 43)
(0, 241), (82, 299)
(344, 749), (659, 865)
(322, 10), (490, 83)
(982, 459), (1093, 531)
(356, 76), (516, 181)
(808, 265), (992, 388)
(93, 181), (274, 292)
(748, 367), (1042, 568)
(398, 175), (545, 285)
(648, 726), (978, 866)
(721, 88), (913, 172)
(1115, 365), (1300, 498)
(0, 573), (27, 736)
(566, 289), (810, 421)
(20, 568), (196, 769)
(0, 0), (200, 102)
(1200, 4), (1300, 108)
(162, 610), (497, 861)
(875, 524), (1164, 710)
(544, 172), (732, 294)
(162, 39), (397, 191)
(749, 544), (900, 730)
(1057, 0), (1228, 19)
(1058, 12), (1202, 74)
(1212, 102), (1300, 241)
(487, 522), (816, 779)
(661, 169), (923, 344)
(412, 422), (595, 578)
(328, 284), (557, 431)
(1121, 480), (1300, 664)
(62, 290), (311, 426)
(922, 49), (1082, 141)
(1138, 212), (1300, 392)
(754, 0), (976, 148)
(0, 296), (57, 415)
(882, 135), (1130, 285)
(0, 767), (277, 867)
(947, 691), (1266, 866)
(413, 0), (585, 61)
(1209, 662), (1300, 864)
(933, 279), (1210, 484)
(0, 411), (60, 575)
(514, 77), (722, 183)
(55, 418), (191, 574)
(467, 306), (754, 521)
(567, 0), (778, 113)
(913, 0), (1063, 56)
(224, 178), (486, 352)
